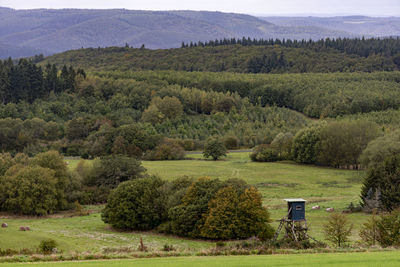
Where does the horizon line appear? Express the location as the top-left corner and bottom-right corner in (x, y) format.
(0, 6), (398, 18)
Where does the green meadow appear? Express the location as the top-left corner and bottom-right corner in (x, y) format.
(0, 152), (368, 256)
(1, 252), (399, 267)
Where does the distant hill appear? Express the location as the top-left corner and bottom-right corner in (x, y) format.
(0, 42), (47, 59)
(260, 16), (400, 37)
(0, 8), (358, 58)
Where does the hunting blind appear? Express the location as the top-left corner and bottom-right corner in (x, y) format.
(273, 198), (318, 243)
(286, 198), (306, 221)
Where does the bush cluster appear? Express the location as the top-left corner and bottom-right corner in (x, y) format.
(0, 151), (73, 215)
(360, 210), (400, 247)
(250, 145), (279, 162)
(144, 138), (185, 160)
(102, 177), (274, 240)
(0, 151), (147, 215)
(291, 121), (379, 168)
(74, 155), (146, 204)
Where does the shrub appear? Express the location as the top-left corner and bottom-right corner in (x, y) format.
(323, 213), (353, 247)
(359, 211), (379, 246)
(144, 139), (185, 160)
(250, 145), (279, 162)
(101, 177), (166, 230)
(203, 137), (227, 160)
(376, 210), (400, 247)
(38, 239), (57, 254)
(0, 166), (58, 215)
(84, 155), (145, 189)
(224, 136), (239, 149)
(270, 132), (293, 159)
(162, 244), (175, 252)
(182, 139), (195, 151)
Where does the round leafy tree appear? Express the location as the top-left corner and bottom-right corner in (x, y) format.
(201, 186), (274, 240)
(0, 165), (58, 215)
(203, 137), (227, 160)
(101, 177), (166, 230)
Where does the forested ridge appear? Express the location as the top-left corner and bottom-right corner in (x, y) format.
(99, 70), (400, 118)
(42, 37), (400, 73)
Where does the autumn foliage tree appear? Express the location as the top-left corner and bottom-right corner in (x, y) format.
(201, 186), (274, 240)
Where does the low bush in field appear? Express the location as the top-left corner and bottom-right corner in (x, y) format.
(323, 213), (353, 248)
(360, 210), (400, 247)
(250, 145), (279, 162)
(102, 176), (274, 240)
(144, 139), (185, 160)
(38, 239), (57, 254)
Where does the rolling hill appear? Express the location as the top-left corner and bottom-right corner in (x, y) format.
(0, 8), (356, 58)
(261, 16), (400, 37)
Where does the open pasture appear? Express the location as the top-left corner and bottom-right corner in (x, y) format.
(142, 152), (366, 240)
(0, 152), (368, 255)
(1, 252), (399, 267)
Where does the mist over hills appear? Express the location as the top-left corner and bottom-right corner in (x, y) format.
(0, 7), (398, 58)
(261, 16), (400, 37)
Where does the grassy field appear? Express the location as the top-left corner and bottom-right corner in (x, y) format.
(1, 252), (399, 267)
(0, 212), (213, 254)
(142, 152), (366, 240)
(0, 152), (368, 256)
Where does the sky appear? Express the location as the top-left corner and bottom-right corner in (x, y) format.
(0, 0), (399, 17)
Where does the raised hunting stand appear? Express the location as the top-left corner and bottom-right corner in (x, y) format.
(273, 198), (315, 242)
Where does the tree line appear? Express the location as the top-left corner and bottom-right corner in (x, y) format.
(104, 70), (400, 118)
(0, 58), (85, 104)
(181, 37), (400, 58)
(42, 40), (398, 74)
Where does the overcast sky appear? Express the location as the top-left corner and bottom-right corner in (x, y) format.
(0, 0), (399, 16)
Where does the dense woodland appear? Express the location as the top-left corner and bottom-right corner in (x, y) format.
(1, 37), (400, 220)
(42, 38), (400, 73)
(182, 37), (400, 58)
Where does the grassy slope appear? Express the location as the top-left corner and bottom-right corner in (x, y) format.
(0, 153), (367, 254)
(142, 152), (365, 240)
(1, 252), (400, 267)
(0, 212), (212, 253)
